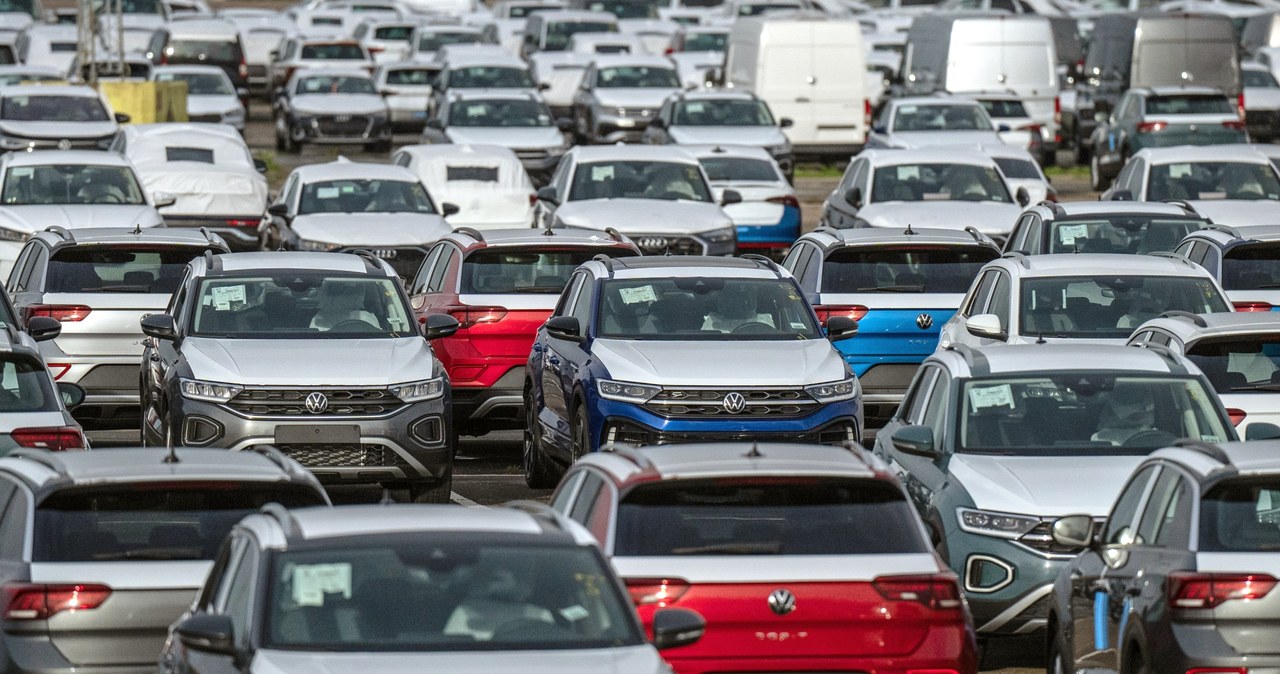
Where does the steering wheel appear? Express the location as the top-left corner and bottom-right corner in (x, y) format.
(731, 321), (774, 335)
(328, 319), (380, 332)
(1121, 429), (1177, 448)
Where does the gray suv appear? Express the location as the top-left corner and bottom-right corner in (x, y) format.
(0, 446), (329, 674)
(138, 251), (461, 502)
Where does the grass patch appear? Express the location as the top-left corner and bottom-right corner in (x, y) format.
(253, 151), (287, 188)
(1045, 164), (1089, 179)
(794, 164), (845, 178)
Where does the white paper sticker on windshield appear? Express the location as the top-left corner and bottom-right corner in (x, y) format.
(1198, 191), (1226, 200)
(1058, 224), (1088, 244)
(969, 384), (1014, 410)
(1169, 163), (1191, 179)
(9, 167), (31, 178)
(211, 285), (246, 310)
(291, 563), (352, 607)
(685, 101), (704, 113)
(896, 165), (920, 180)
(591, 164), (614, 181)
(559, 605), (590, 622)
(618, 285), (656, 304)
(316, 187), (339, 199)
(899, 105), (917, 114)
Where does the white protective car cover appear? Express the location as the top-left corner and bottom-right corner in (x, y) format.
(125, 126), (269, 217)
(409, 144), (535, 228)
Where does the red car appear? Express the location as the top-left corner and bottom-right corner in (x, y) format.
(408, 226), (638, 437)
(549, 442), (978, 674)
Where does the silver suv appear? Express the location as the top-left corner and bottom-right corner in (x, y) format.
(138, 251), (461, 502)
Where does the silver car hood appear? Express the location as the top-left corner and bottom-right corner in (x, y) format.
(0, 204), (164, 233)
(445, 126), (564, 149)
(668, 126), (787, 146)
(187, 95), (243, 116)
(251, 646), (665, 674)
(557, 199), (731, 234)
(949, 453), (1147, 517)
(291, 94), (387, 115)
(291, 212), (452, 246)
(182, 337), (438, 386)
(0, 120), (118, 139)
(1184, 200), (1280, 227)
(857, 201), (1020, 236)
(592, 338), (846, 386)
(592, 88), (678, 109)
(877, 130), (1003, 149)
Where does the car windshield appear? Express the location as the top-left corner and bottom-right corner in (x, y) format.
(385, 67), (434, 85)
(615, 478), (930, 556)
(155, 71), (233, 95)
(121, 0), (162, 12)
(33, 483), (324, 562)
(1145, 95), (1234, 115)
(0, 0), (33, 14)
(1185, 335), (1280, 394)
(1245, 69), (1280, 88)
(569, 160), (711, 201)
(821, 245), (998, 294)
(167, 40), (240, 62)
(417, 31), (481, 52)
(301, 43), (366, 59)
(585, 0), (658, 17)
(958, 374), (1230, 456)
(1223, 242), (1280, 290)
(448, 98), (551, 127)
(374, 25), (413, 40)
(892, 104), (992, 131)
(0, 73), (59, 86)
(1045, 216), (1206, 254)
(674, 99), (773, 125)
(699, 157), (780, 183)
(0, 164), (146, 205)
(190, 274), (415, 338)
(298, 179), (436, 214)
(462, 249), (634, 293)
(47, 246), (213, 294)
(544, 21), (614, 51)
(871, 163), (1012, 204)
(597, 277), (822, 340)
(1020, 275), (1230, 339)
(1200, 477), (1280, 552)
(449, 66), (534, 88)
(0, 356), (56, 412)
(0, 94), (109, 122)
(979, 98), (1028, 118)
(595, 65), (678, 88)
(681, 31), (726, 51)
(993, 157), (1041, 180)
(737, 2), (801, 15)
(296, 74), (375, 95)
(264, 538), (642, 651)
(1148, 162), (1280, 201)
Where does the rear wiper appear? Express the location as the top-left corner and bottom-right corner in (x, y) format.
(1228, 382), (1280, 392)
(94, 548), (201, 561)
(855, 285), (924, 293)
(671, 542), (781, 555)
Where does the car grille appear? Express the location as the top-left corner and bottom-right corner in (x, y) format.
(514, 148), (549, 161)
(226, 388), (404, 417)
(632, 234), (704, 255)
(188, 113), (222, 123)
(644, 387), (817, 419)
(1018, 518), (1106, 556)
(315, 114), (372, 137)
(341, 246), (427, 279)
(278, 443), (410, 468)
(248, 64), (267, 78)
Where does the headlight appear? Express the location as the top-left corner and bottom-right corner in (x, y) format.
(701, 227), (736, 243)
(0, 135), (29, 150)
(765, 143), (791, 156)
(180, 378), (243, 403)
(597, 379), (660, 403)
(0, 228), (26, 242)
(223, 108), (245, 122)
(805, 376), (859, 403)
(297, 239), (341, 251)
(956, 507), (1041, 539)
(390, 378), (445, 402)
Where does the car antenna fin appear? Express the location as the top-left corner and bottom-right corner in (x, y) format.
(132, 222), (142, 234)
(163, 427), (179, 464)
(904, 223), (916, 236)
(1035, 332), (1046, 344)
(745, 442), (763, 458)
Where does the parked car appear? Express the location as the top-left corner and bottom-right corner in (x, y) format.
(1006, 201), (1209, 256)
(409, 24), (488, 62)
(1102, 146), (1280, 227)
(865, 97), (1004, 150)
(0, 85), (127, 153)
(269, 38), (372, 94)
(427, 47), (539, 116)
(690, 145), (797, 256)
(352, 18), (417, 63)
(143, 18), (250, 110)
(1244, 62), (1280, 143)
(0, 64), (61, 87)
(957, 91), (1048, 162)
(983, 143), (1055, 205)
(151, 64), (247, 131)
(13, 24), (79, 73)
(666, 25), (727, 88)
(571, 53), (681, 144)
(273, 68), (392, 152)
(373, 61), (437, 132)
(1174, 222), (1280, 312)
(519, 10), (618, 59)
(529, 49), (594, 119)
(394, 144), (537, 229)
(0, 321), (85, 452)
(642, 89), (793, 179)
(421, 91), (570, 185)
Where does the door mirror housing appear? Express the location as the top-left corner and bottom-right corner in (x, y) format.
(825, 315), (858, 341)
(1247, 422), (1280, 440)
(651, 607), (705, 650)
(779, 116), (793, 128)
(422, 313), (459, 340)
(266, 203), (289, 219)
(996, 123), (1011, 133)
(556, 118), (574, 132)
(426, 118), (445, 130)
(1110, 189), (1133, 201)
(140, 313), (178, 341)
(890, 424), (938, 458)
(1051, 514), (1095, 549)
(844, 186), (862, 210)
(57, 382), (85, 410)
(26, 315), (60, 342)
(545, 315), (583, 342)
(440, 202), (460, 217)
(965, 313), (1006, 341)
(114, 112), (131, 124)
(152, 191), (176, 208)
(176, 613), (237, 656)
(719, 189), (742, 206)
(648, 116), (666, 129)
(253, 158), (268, 174)
(536, 185), (559, 206)
(1015, 186), (1030, 208)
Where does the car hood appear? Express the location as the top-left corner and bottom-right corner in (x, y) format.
(557, 199), (730, 234)
(445, 126), (564, 149)
(182, 336), (437, 386)
(879, 130), (1003, 149)
(592, 88), (677, 109)
(1184, 200), (1280, 227)
(592, 337), (846, 386)
(668, 126), (787, 146)
(187, 95), (243, 116)
(292, 94), (387, 115)
(251, 646), (663, 674)
(948, 453), (1147, 516)
(0, 120), (118, 139)
(291, 212), (452, 246)
(858, 201), (1020, 236)
(0, 204), (164, 233)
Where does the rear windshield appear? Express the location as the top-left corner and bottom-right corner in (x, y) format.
(1145, 95), (1234, 115)
(1045, 216), (1205, 255)
(461, 249), (634, 294)
(1020, 275), (1230, 339)
(0, 356), (57, 413)
(821, 245), (998, 294)
(994, 158), (1040, 180)
(979, 98), (1028, 118)
(1200, 477), (1280, 551)
(1245, 69), (1280, 88)
(615, 478), (929, 556)
(167, 40), (242, 63)
(698, 157), (779, 182)
(301, 43), (365, 60)
(47, 246), (214, 294)
(385, 68), (433, 85)
(1186, 335), (1280, 394)
(1223, 243), (1280, 290)
(681, 32), (726, 52)
(33, 482), (326, 562)
(374, 25), (413, 40)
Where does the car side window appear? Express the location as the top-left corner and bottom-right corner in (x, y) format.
(901, 366), (938, 424)
(426, 246), (457, 293)
(569, 276), (594, 329)
(551, 470), (586, 513)
(783, 243), (814, 285)
(19, 246), (46, 293)
(1185, 241), (1208, 265)
(556, 272), (586, 317)
(221, 545), (259, 650)
(1148, 331), (1172, 346)
(211, 536), (249, 609)
(569, 472), (604, 524)
(0, 477), (22, 560)
(1174, 240), (1196, 262)
(962, 271), (995, 318)
(411, 244), (444, 295)
(1104, 465), (1159, 546)
(7, 245), (31, 291)
(167, 270), (191, 317)
(1023, 216), (1043, 253)
(1008, 215), (1033, 252)
(987, 271), (1010, 327)
(1136, 468), (1193, 549)
(392, 153), (411, 168)
(921, 368), (950, 447)
(1200, 244), (1221, 276)
(1131, 330), (1151, 345)
(282, 176), (300, 213)
(583, 480), (614, 544)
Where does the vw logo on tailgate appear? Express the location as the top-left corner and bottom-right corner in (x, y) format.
(768, 588), (797, 615)
(304, 392), (329, 414)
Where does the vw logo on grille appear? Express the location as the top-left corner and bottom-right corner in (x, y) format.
(767, 588), (796, 616)
(334, 114), (352, 123)
(638, 237), (668, 250)
(916, 313), (934, 330)
(56, 139), (71, 150)
(722, 392), (747, 414)
(304, 392), (329, 414)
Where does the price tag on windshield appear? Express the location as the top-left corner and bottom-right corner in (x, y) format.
(211, 285), (246, 310)
(969, 384), (1014, 410)
(290, 563), (352, 607)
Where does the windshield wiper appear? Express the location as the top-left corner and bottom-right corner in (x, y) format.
(1228, 382), (1280, 392)
(94, 548), (201, 561)
(671, 542), (781, 555)
(856, 285), (924, 293)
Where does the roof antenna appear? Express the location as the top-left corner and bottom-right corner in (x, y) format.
(163, 426), (179, 464)
(132, 222), (141, 235)
(904, 223), (916, 236)
(1035, 332), (1046, 344)
(380, 488), (395, 505)
(745, 442), (763, 458)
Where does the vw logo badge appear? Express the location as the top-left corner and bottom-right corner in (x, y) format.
(722, 391), (747, 414)
(304, 392), (329, 414)
(767, 588), (796, 616)
(916, 313), (934, 330)
(56, 139), (71, 150)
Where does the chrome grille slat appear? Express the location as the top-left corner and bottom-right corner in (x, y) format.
(643, 388), (816, 419)
(226, 388), (405, 418)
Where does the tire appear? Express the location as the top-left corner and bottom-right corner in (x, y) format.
(1049, 622), (1073, 674)
(571, 401), (590, 462)
(1090, 153), (1111, 191)
(522, 387), (559, 489)
(410, 464), (453, 503)
(1126, 650), (1148, 674)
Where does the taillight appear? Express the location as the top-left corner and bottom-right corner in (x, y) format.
(1227, 408), (1247, 426)
(1136, 121), (1167, 133)
(625, 578), (689, 606)
(442, 306), (507, 329)
(1054, 95), (1061, 126)
(367, 45), (384, 53)
(11, 427), (85, 451)
(1222, 120), (1246, 131)
(528, 193), (538, 206)
(238, 57), (248, 80)
(1234, 301), (1272, 312)
(2, 583), (111, 620)
(23, 304), (90, 322)
(1168, 572), (1276, 609)
(1238, 92), (1247, 121)
(766, 195), (800, 209)
(284, 66), (297, 83)
(225, 218), (257, 227)
(864, 98), (872, 130)
(872, 574), (963, 610)
(813, 304), (868, 326)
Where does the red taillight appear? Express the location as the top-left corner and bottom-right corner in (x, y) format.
(1227, 408), (1247, 426)
(625, 578), (689, 606)
(440, 306), (508, 329)
(1188, 669), (1248, 674)
(23, 305), (90, 322)
(1238, 92), (1247, 121)
(872, 574), (963, 610)
(225, 218), (257, 227)
(766, 195), (800, 209)
(11, 427), (85, 451)
(1054, 95), (1061, 126)
(45, 363), (70, 380)
(813, 304), (868, 326)
(1169, 572), (1276, 609)
(528, 193), (538, 206)
(1222, 120), (1246, 131)
(2, 583), (110, 620)
(909, 670), (962, 674)
(1234, 301), (1272, 312)
(663, 46), (674, 55)
(864, 98), (872, 129)
(367, 45), (384, 53)
(1136, 121), (1168, 133)
(238, 58), (248, 80)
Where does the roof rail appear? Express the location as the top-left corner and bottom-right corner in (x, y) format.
(1035, 199), (1065, 216)
(202, 249), (222, 272)
(1163, 199), (1206, 218)
(941, 342), (989, 376)
(198, 226), (217, 245)
(1172, 438), (1231, 464)
(1147, 251), (1195, 267)
(1001, 250), (1031, 268)
(259, 502), (302, 538)
(351, 249), (385, 273)
(1159, 310), (1207, 327)
(603, 226), (626, 243)
(7, 448), (68, 475)
(503, 499), (575, 534)
(739, 253), (780, 274)
(591, 253), (617, 277)
(248, 445), (300, 477)
(451, 226), (485, 242)
(1138, 342), (1186, 372)
(603, 445), (657, 472)
(1202, 223), (1244, 239)
(44, 226), (74, 242)
(963, 225), (989, 244)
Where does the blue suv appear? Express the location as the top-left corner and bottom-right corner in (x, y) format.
(784, 226), (1000, 428)
(522, 255), (862, 487)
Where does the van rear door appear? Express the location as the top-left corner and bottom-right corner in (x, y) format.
(1132, 17), (1240, 95)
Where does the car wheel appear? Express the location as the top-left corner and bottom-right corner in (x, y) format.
(571, 401), (590, 462)
(522, 387), (560, 489)
(1049, 622), (1073, 674)
(1090, 153), (1110, 191)
(1074, 134), (1090, 165)
(410, 464), (452, 503)
(1126, 650), (1148, 674)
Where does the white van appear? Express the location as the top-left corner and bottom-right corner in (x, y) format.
(726, 16), (866, 159)
(903, 14), (1058, 156)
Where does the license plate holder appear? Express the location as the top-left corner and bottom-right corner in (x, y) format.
(274, 425), (359, 444)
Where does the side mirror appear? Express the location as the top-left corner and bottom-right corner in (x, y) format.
(266, 203), (290, 219)
(440, 202), (460, 217)
(56, 382), (85, 410)
(651, 607), (705, 650)
(26, 316), (60, 342)
(556, 118), (574, 132)
(779, 117), (793, 128)
(965, 313), (1006, 341)
(890, 424), (938, 458)
(538, 81), (551, 91)
(176, 613), (237, 656)
(649, 117), (666, 129)
(1015, 186), (1030, 208)
(545, 315), (583, 342)
(1110, 189), (1133, 201)
(825, 315), (858, 341)
(719, 189), (742, 207)
(536, 185), (559, 206)
(152, 191), (176, 208)
(426, 118), (444, 130)
(253, 158), (268, 174)
(1247, 422), (1280, 440)
(422, 313), (459, 340)
(996, 123), (1011, 133)
(114, 112), (131, 123)
(1051, 514), (1095, 549)
(871, 124), (886, 135)
(1094, 111), (1109, 123)
(140, 313), (178, 341)
(844, 186), (862, 210)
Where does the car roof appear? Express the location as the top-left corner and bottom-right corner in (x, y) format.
(198, 251), (394, 276)
(532, 9), (617, 21)
(802, 224), (999, 249)
(152, 64), (231, 77)
(1132, 311), (1280, 341)
(124, 121), (246, 141)
(1184, 223), (1280, 245)
(31, 226), (226, 248)
(1, 84), (99, 98)
(444, 225), (636, 250)
(858, 147), (1001, 168)
(597, 255), (782, 280)
(1243, 62), (1270, 72)
(3, 150), (130, 167)
(1137, 145), (1272, 164)
(997, 251), (1208, 277)
(887, 96), (985, 108)
(568, 144), (700, 164)
(932, 343), (1197, 377)
(0, 447), (314, 491)
(398, 143), (523, 164)
(442, 51), (526, 67)
(587, 53), (675, 69)
(672, 88), (756, 102)
(292, 67), (374, 80)
(447, 89), (540, 102)
(288, 158), (420, 182)
(576, 443), (887, 485)
(1035, 201), (1202, 218)
(1150, 440), (1280, 479)
(165, 17), (240, 38)
(1138, 85), (1225, 96)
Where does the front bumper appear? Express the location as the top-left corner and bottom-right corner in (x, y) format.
(295, 114), (391, 145)
(162, 215), (262, 251)
(592, 112), (653, 143)
(946, 526), (1072, 636)
(734, 204), (800, 251)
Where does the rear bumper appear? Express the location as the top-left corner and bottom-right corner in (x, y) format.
(451, 367), (527, 434)
(0, 633), (159, 674)
(44, 356), (142, 427)
(734, 205), (800, 249)
(161, 215), (262, 251)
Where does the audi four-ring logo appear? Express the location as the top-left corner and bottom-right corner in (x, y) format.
(639, 237), (668, 250)
(304, 392), (329, 414)
(768, 588), (796, 615)
(722, 392), (747, 414)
